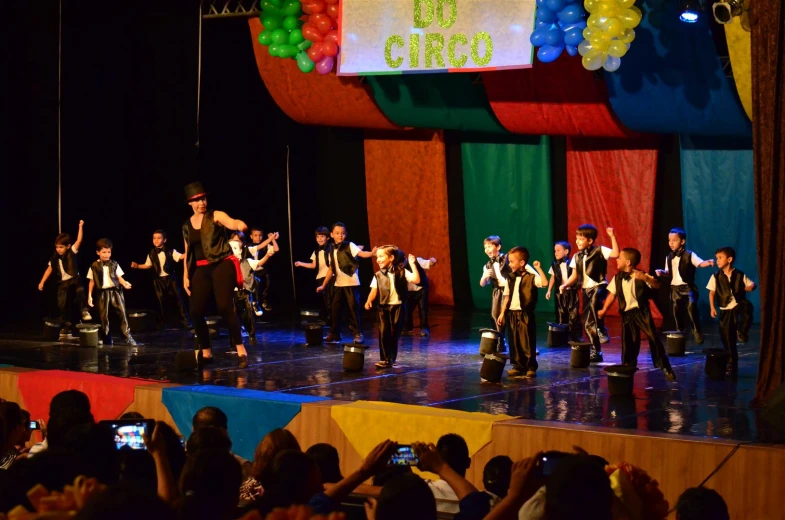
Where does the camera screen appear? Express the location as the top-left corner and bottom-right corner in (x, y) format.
(112, 424), (147, 450)
(388, 445), (418, 466)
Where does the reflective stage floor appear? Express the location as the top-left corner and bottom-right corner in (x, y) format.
(0, 308), (773, 442)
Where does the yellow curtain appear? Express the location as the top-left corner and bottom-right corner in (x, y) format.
(725, 19), (753, 120)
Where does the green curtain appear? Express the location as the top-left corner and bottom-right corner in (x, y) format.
(366, 75), (507, 133)
(462, 138), (554, 311)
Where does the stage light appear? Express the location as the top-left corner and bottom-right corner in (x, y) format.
(679, 0), (702, 23)
(712, 0), (743, 24)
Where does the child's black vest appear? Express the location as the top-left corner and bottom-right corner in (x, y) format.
(239, 259), (257, 292)
(667, 248), (697, 285)
(713, 269), (748, 308)
(149, 247), (176, 277)
(574, 246), (607, 285)
(485, 254), (510, 290)
(374, 268), (409, 305)
(51, 249), (79, 281)
(314, 244), (331, 274)
(612, 273), (651, 313)
(550, 258), (573, 288)
(331, 242), (359, 276)
(502, 271), (539, 312)
(90, 260), (120, 290)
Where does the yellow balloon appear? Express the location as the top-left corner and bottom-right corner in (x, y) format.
(618, 0), (636, 7)
(620, 28), (636, 44)
(630, 6), (642, 17)
(587, 14), (604, 29)
(582, 49), (607, 71)
(597, 2), (620, 18)
(607, 40), (628, 57)
(605, 18), (624, 37)
(590, 34), (610, 52)
(584, 0), (599, 13)
(583, 27), (596, 40)
(618, 8), (642, 28)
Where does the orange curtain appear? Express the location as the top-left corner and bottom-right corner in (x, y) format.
(248, 19), (398, 130)
(364, 131), (454, 305)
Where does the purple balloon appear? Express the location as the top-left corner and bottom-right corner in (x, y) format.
(316, 56), (334, 75)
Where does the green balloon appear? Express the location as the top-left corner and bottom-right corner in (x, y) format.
(271, 28), (289, 45)
(282, 15), (299, 31)
(262, 15), (282, 31)
(296, 51), (315, 73)
(268, 0), (282, 6)
(281, 0), (302, 17)
(261, 0), (281, 12)
(257, 30), (273, 46)
(268, 44), (280, 57)
(278, 44), (298, 59)
(296, 39), (312, 51)
(288, 29), (304, 46)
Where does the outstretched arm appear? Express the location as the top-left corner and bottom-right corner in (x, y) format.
(294, 260), (316, 269)
(73, 220), (85, 252)
(356, 246), (377, 259)
(212, 210), (248, 233)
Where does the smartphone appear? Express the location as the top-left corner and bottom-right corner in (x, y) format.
(539, 451), (569, 477)
(29, 420), (40, 430)
(100, 419), (154, 450)
(388, 445), (419, 466)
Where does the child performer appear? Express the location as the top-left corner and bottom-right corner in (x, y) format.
(654, 227), (715, 345)
(560, 225), (619, 363)
(364, 246), (420, 369)
(480, 236), (511, 352)
(545, 241), (581, 341)
(87, 239), (136, 346)
(497, 247), (546, 379)
(130, 229), (191, 330)
(598, 248), (676, 381)
(230, 236), (274, 345)
(402, 256), (437, 337)
(38, 220), (91, 338)
(294, 226), (332, 313)
(248, 228), (279, 313)
(319, 222), (376, 344)
(707, 247), (756, 375)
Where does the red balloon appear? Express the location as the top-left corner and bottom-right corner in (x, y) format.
(326, 4), (339, 19)
(313, 14), (333, 34)
(322, 41), (338, 57)
(302, 23), (323, 42)
(302, 1), (325, 15)
(307, 42), (325, 62)
(324, 29), (340, 46)
(325, 0), (338, 4)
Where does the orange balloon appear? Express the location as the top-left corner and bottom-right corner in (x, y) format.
(326, 4), (339, 19)
(302, 22), (323, 42)
(307, 42), (325, 62)
(312, 13), (334, 34)
(322, 41), (338, 57)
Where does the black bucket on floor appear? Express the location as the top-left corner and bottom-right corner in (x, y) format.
(343, 344), (368, 372)
(704, 348), (730, 380)
(480, 353), (508, 383)
(479, 329), (501, 355)
(76, 323), (101, 348)
(604, 365), (638, 396)
(569, 341), (592, 368)
(547, 322), (569, 347)
(664, 331), (686, 356)
(302, 321), (326, 346)
(43, 319), (63, 341)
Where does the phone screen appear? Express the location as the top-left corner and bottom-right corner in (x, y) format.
(102, 421), (150, 450)
(29, 421), (39, 430)
(388, 445), (419, 466)
(540, 452), (569, 477)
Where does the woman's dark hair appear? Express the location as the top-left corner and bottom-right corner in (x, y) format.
(179, 451), (242, 520)
(75, 481), (173, 520)
(251, 428), (301, 485)
(186, 426), (232, 455)
(376, 473), (437, 520)
(254, 450), (321, 515)
(0, 401), (23, 447)
(305, 443), (343, 484)
(676, 487), (729, 520)
(119, 411), (144, 420)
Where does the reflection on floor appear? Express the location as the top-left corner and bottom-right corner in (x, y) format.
(0, 308), (771, 442)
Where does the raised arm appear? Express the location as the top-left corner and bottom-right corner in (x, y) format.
(270, 232), (280, 252)
(407, 255), (421, 285)
(38, 265), (53, 291)
(253, 249), (275, 270)
(606, 227), (620, 258)
(212, 210), (247, 232)
(73, 220), (85, 252)
(532, 260), (547, 287)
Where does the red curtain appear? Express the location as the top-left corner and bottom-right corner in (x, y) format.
(364, 131), (454, 305)
(482, 56), (634, 137)
(751, 0), (785, 405)
(566, 137), (661, 318)
(248, 19), (399, 130)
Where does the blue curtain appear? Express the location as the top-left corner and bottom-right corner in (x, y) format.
(679, 135), (759, 321)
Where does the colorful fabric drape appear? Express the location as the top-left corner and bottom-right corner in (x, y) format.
(566, 137), (660, 318)
(725, 19), (753, 121)
(364, 131), (453, 305)
(462, 138), (553, 310)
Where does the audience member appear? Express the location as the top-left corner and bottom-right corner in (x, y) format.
(482, 455), (512, 509)
(119, 411), (145, 420)
(306, 443), (344, 484)
(179, 450), (243, 520)
(426, 433), (471, 513)
(0, 401), (25, 469)
(367, 472), (437, 520)
(31, 389), (94, 455)
(75, 481), (173, 520)
(371, 465), (412, 487)
(191, 406), (251, 475)
(186, 426), (232, 455)
(241, 428), (301, 501)
(676, 487), (730, 520)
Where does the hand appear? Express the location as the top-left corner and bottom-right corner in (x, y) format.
(482, 268), (493, 279)
(38, 418), (47, 440)
(142, 421), (167, 459)
(707, 259), (715, 266)
(509, 454), (545, 503)
(558, 284), (567, 294)
(360, 439), (398, 478)
(597, 309), (606, 319)
(266, 249), (275, 257)
(413, 442), (446, 475)
(268, 233), (275, 239)
(370, 246), (378, 255)
(546, 289), (551, 300)
(123, 281), (132, 289)
(364, 301), (372, 310)
(88, 296), (94, 308)
(633, 271), (646, 281)
(655, 269), (665, 277)
(183, 278), (191, 296)
(79, 220), (84, 227)
(316, 286), (324, 293)
(429, 257), (437, 265)
(38, 283), (44, 291)
(533, 260), (541, 269)
(273, 232), (280, 240)
(711, 308), (717, 318)
(606, 227), (615, 237)
(364, 497), (378, 520)
(237, 221), (248, 233)
(408, 254), (416, 265)
(497, 315), (505, 327)
(294, 261), (301, 267)
(130, 262), (138, 269)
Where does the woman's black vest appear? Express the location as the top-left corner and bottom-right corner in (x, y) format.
(183, 210), (231, 276)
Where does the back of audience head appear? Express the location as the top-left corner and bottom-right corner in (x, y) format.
(186, 426), (232, 455)
(436, 433), (471, 477)
(251, 428), (301, 487)
(192, 406), (228, 431)
(0, 401), (25, 450)
(75, 481), (173, 520)
(47, 390), (94, 450)
(179, 451), (242, 520)
(483, 455), (513, 498)
(372, 465), (413, 487)
(63, 422), (120, 485)
(155, 421), (186, 483)
(119, 411), (145, 420)
(676, 487), (729, 520)
(259, 450), (323, 510)
(546, 455), (613, 520)
(376, 472), (437, 520)
(19, 409), (33, 446)
(306, 442), (343, 484)
(117, 448), (157, 495)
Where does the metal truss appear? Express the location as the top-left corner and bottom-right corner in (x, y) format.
(202, 0), (260, 19)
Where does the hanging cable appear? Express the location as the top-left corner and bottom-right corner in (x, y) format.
(57, 0), (63, 232)
(196, 0), (203, 150)
(286, 145), (297, 306)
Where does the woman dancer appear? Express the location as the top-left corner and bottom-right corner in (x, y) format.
(182, 181), (249, 368)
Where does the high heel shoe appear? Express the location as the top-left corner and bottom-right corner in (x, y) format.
(238, 355), (248, 369)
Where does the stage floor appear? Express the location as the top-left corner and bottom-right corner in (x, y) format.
(0, 309), (766, 442)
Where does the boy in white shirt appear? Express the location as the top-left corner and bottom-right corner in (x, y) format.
(230, 237), (274, 344)
(87, 238), (135, 346)
(294, 226), (332, 313)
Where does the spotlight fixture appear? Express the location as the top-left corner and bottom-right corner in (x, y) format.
(679, 0), (702, 23)
(712, 0), (743, 24)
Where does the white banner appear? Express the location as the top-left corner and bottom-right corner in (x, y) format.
(338, 0), (537, 76)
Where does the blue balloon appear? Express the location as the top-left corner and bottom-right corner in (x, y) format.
(564, 27), (584, 46)
(537, 44), (565, 63)
(544, 28), (564, 46)
(561, 20), (587, 32)
(564, 0), (580, 3)
(530, 27), (549, 47)
(546, 0), (566, 12)
(565, 44), (578, 56)
(536, 6), (558, 23)
(557, 4), (583, 23)
(536, 0), (548, 8)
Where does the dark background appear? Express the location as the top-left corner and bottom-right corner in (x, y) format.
(0, 1), (683, 329)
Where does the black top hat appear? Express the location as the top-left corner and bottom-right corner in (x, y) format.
(184, 181), (207, 202)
